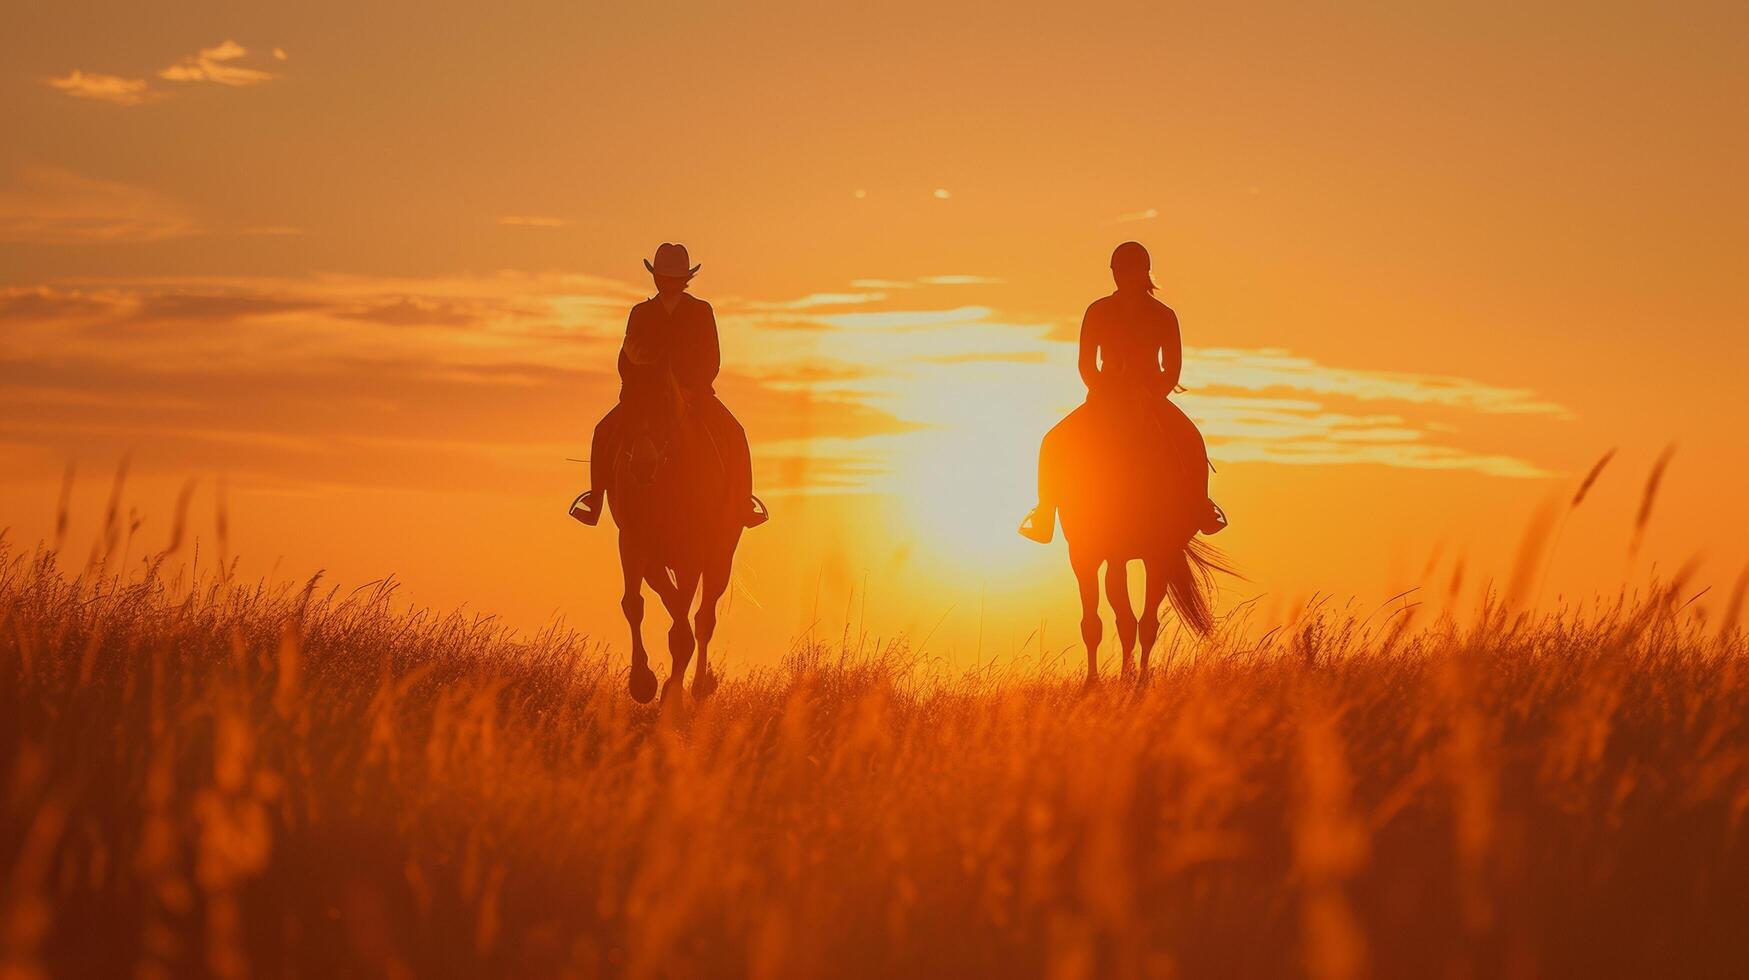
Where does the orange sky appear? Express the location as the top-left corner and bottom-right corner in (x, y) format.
(4, 1), (1746, 666)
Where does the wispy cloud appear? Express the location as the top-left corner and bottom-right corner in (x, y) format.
(745, 292), (887, 311)
(0, 168), (198, 244)
(846, 275), (1002, 290)
(46, 70), (160, 106)
(918, 275), (1003, 286)
(1189, 348), (1572, 418)
(1106, 207), (1159, 225)
(748, 303), (1570, 481)
(46, 40), (283, 106)
(808, 306), (993, 331)
(0, 273), (918, 494)
(336, 296), (493, 329)
(158, 40), (278, 87)
(0, 272), (1573, 492)
(498, 215), (570, 228)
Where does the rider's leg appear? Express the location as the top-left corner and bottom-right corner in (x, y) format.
(577, 405), (621, 525)
(1161, 399), (1226, 534)
(703, 397), (764, 527)
(1021, 416), (1071, 543)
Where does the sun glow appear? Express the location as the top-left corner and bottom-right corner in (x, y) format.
(881, 357), (1070, 578)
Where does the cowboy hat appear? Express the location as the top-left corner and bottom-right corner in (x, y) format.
(643, 242), (701, 278)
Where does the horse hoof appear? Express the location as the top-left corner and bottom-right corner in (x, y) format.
(629, 664), (658, 703)
(1082, 675), (1099, 694)
(693, 670), (719, 701)
(659, 679), (689, 724)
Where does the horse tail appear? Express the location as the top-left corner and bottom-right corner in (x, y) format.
(1163, 537), (1235, 635)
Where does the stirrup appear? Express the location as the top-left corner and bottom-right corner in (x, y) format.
(745, 494), (770, 528)
(569, 490), (601, 527)
(1018, 507), (1053, 544)
(1200, 500), (1228, 536)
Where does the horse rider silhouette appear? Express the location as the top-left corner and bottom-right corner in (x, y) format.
(1021, 240), (1226, 545)
(571, 242), (767, 705)
(572, 242), (768, 531)
(1020, 241), (1231, 686)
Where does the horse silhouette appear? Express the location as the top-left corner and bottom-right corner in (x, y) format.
(1050, 385), (1228, 688)
(1022, 242), (1230, 687)
(605, 368), (745, 705)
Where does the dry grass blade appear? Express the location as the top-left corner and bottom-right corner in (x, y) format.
(1631, 444), (1676, 556)
(215, 475), (231, 583)
(53, 461), (76, 554)
(1506, 496), (1560, 610)
(161, 478), (198, 557)
(1722, 563), (1749, 637)
(1570, 448), (1616, 508)
(85, 455), (130, 572)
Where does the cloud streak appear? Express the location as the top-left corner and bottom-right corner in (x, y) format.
(46, 40), (283, 106)
(498, 215), (570, 228)
(46, 71), (160, 106)
(0, 168), (198, 245)
(1189, 348), (1572, 418)
(0, 273), (920, 494)
(1105, 207), (1159, 225)
(157, 40), (278, 87)
(0, 272), (1571, 493)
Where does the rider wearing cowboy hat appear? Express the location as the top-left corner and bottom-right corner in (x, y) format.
(572, 242), (768, 528)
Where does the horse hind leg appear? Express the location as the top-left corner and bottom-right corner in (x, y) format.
(1072, 551), (1102, 690)
(1138, 557), (1170, 685)
(692, 555), (731, 701)
(1106, 560), (1139, 680)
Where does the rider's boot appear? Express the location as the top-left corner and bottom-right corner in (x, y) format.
(1018, 505), (1055, 544)
(744, 495), (770, 528)
(570, 490), (602, 526)
(1200, 499), (1228, 536)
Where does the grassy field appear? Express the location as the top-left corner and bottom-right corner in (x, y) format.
(3, 538), (1749, 979)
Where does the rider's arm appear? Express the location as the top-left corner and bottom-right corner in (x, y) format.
(617, 310), (638, 386)
(1159, 308), (1183, 394)
(621, 307), (656, 367)
(700, 302), (722, 390)
(1077, 303), (1102, 391)
(671, 301), (723, 396)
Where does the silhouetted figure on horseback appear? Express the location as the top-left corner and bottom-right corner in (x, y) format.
(571, 243), (767, 705)
(1020, 241), (1230, 687)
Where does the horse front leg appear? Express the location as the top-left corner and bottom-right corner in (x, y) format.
(1072, 550), (1102, 690)
(651, 567), (699, 710)
(692, 552), (732, 701)
(1106, 560), (1138, 681)
(621, 541), (657, 704)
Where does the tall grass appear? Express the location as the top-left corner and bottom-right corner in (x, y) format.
(3, 539), (1748, 978)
